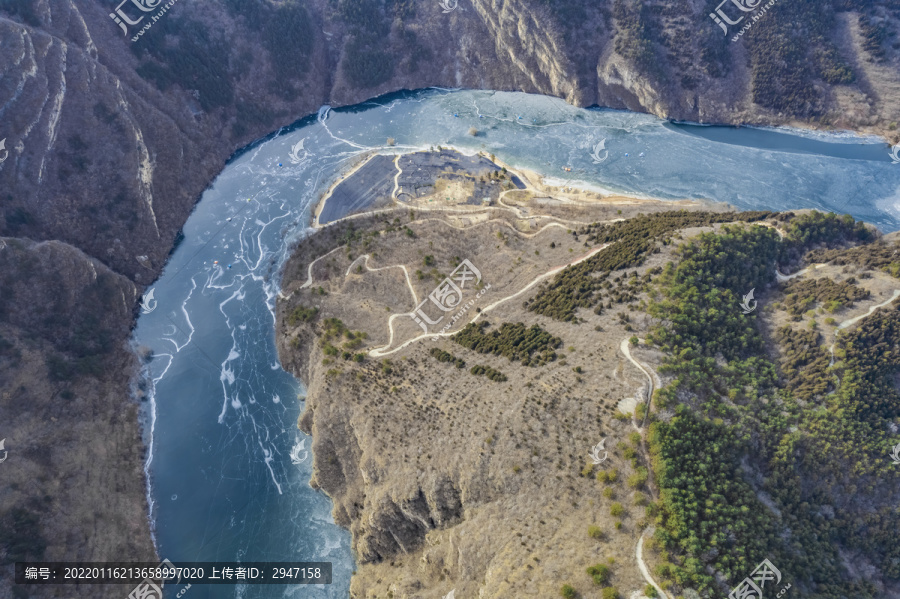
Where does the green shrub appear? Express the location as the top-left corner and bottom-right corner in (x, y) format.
(586, 564), (610, 585)
(597, 469), (618, 484)
(429, 347), (465, 369)
(610, 503), (624, 517)
(628, 467), (648, 489)
(587, 525), (603, 540)
(287, 305), (319, 325)
(453, 321), (562, 366)
(470, 364), (508, 382)
(781, 278), (868, 317)
(601, 587), (620, 599)
(560, 584), (577, 599)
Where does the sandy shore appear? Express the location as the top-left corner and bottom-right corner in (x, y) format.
(311, 146), (710, 229)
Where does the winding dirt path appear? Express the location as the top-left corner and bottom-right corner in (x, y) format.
(495, 188), (599, 226)
(278, 245), (346, 301)
(619, 338), (671, 598)
(368, 243), (611, 357)
(619, 338), (660, 429)
(346, 254), (420, 304)
(775, 263), (826, 283)
(827, 289), (900, 365)
(837, 288), (900, 331)
(636, 533), (672, 599)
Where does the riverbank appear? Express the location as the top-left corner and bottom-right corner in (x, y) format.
(312, 145), (712, 231)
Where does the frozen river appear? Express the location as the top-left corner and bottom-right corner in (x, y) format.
(133, 88), (900, 599)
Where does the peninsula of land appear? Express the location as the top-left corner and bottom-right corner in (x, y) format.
(276, 150), (900, 599)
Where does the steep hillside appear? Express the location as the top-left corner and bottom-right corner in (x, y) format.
(0, 238), (155, 598)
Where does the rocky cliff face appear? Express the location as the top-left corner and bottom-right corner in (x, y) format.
(1, 0), (899, 591)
